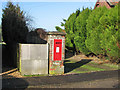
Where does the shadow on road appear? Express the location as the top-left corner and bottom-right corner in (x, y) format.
(2, 75), (29, 89)
(64, 59), (92, 73)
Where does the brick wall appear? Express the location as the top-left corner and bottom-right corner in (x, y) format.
(47, 32), (66, 74)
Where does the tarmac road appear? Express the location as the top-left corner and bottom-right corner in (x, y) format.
(27, 77), (119, 88)
(2, 70), (120, 89)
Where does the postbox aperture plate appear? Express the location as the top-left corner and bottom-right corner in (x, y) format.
(54, 39), (62, 61)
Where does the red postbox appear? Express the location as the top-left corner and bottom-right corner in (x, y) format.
(54, 39), (62, 61)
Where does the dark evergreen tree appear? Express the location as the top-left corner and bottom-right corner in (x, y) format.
(2, 2), (29, 67)
(0, 25), (1, 40)
(2, 2), (28, 44)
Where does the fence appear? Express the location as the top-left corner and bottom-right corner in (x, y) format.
(18, 43), (48, 75)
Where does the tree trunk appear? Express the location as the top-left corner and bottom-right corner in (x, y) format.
(71, 40), (77, 56)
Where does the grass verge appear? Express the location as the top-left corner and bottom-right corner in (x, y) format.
(64, 59), (119, 74)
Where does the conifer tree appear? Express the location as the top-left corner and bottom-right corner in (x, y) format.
(85, 6), (108, 55)
(74, 8), (91, 55)
(99, 5), (120, 63)
(64, 10), (80, 55)
(55, 10), (80, 55)
(0, 25), (2, 42)
(2, 2), (28, 44)
(2, 2), (29, 67)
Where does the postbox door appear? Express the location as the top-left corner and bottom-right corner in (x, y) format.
(54, 39), (62, 61)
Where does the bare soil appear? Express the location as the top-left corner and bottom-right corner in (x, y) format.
(2, 67), (23, 78)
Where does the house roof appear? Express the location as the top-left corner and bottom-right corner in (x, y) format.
(106, 0), (119, 6)
(94, 0), (119, 9)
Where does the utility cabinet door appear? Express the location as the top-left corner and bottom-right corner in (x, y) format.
(54, 39), (62, 61)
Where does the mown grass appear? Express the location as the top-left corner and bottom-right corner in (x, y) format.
(64, 59), (119, 74)
(81, 65), (105, 71)
(103, 63), (119, 69)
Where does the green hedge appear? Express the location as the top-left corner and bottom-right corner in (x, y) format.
(56, 4), (120, 63)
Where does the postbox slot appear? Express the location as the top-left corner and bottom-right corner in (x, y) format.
(56, 47), (59, 53)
